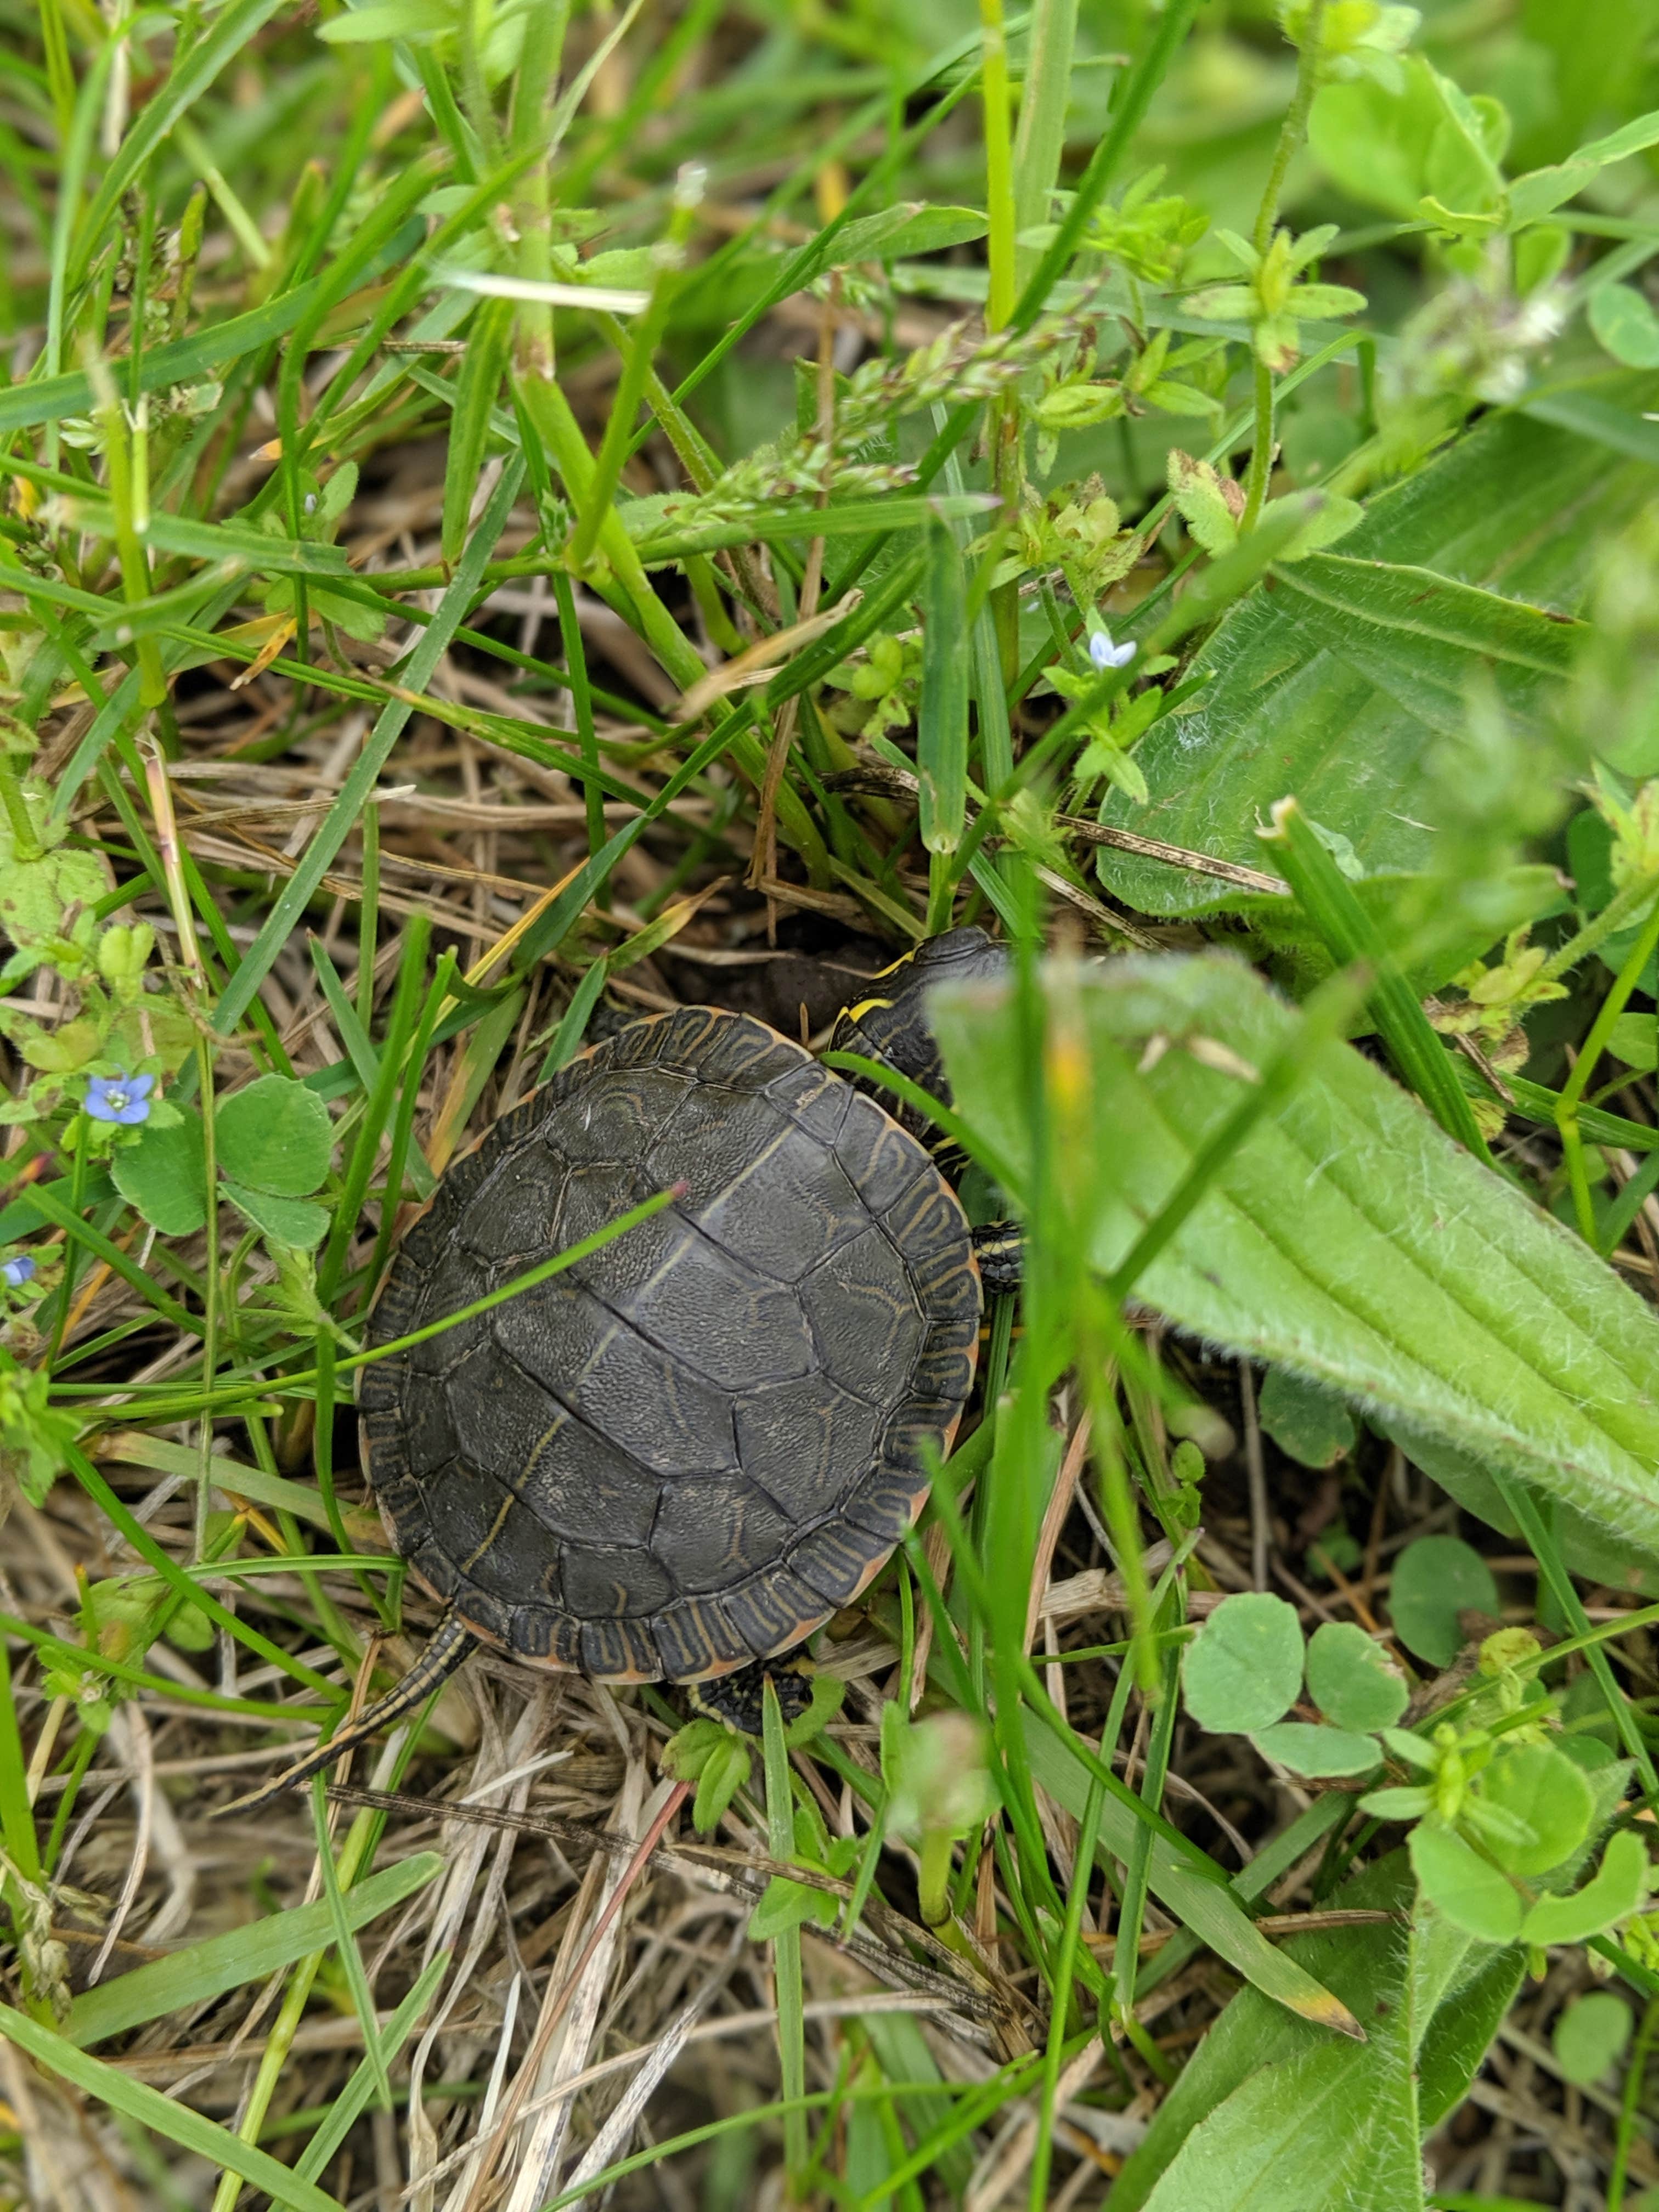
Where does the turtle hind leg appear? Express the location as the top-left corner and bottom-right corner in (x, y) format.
(215, 1605), (477, 1817)
(687, 1657), (814, 1737)
(972, 1220), (1023, 1297)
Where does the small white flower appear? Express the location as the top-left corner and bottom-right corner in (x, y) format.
(1089, 625), (1136, 673)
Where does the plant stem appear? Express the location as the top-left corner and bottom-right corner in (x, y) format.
(1540, 867), (1659, 985)
(916, 1826), (957, 1928)
(1240, 0), (1327, 533)
(1556, 887), (1659, 1243)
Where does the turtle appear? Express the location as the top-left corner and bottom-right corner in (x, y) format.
(229, 927), (1012, 1809)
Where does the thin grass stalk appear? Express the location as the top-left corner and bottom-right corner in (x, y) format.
(0, 1609), (331, 1728)
(568, 172), (703, 573)
(1028, 1772), (1102, 2209)
(205, 1804), (387, 2212)
(57, 1187), (685, 1432)
(1108, 1630), (1181, 2029)
(1011, 0), (1079, 296)
(979, 0), (1021, 678)
(365, 949), (458, 1313)
(553, 572), (607, 871)
(1239, 0), (1328, 533)
(1554, 887), (1659, 1242)
(919, 516), (970, 932)
(317, 914), (431, 1308)
(761, 1681), (809, 2191)
(92, 379), (167, 708)
(69, 1449), (343, 1697)
(1607, 1996), (1659, 2210)
(1104, 959), (1374, 1304)
(357, 798), (380, 1029)
(1262, 795), (1494, 1162)
(294, 1954), (451, 2183)
(1491, 1474), (1659, 1799)
(0, 1642), (48, 2021)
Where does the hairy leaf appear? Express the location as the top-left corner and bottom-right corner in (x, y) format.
(1097, 401), (1659, 915)
(1111, 1861), (1519, 2212)
(933, 960), (1659, 1558)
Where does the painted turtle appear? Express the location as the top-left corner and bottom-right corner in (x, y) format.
(234, 928), (1011, 1806)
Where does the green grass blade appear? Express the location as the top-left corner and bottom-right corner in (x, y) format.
(0, 2001), (351, 2212)
(294, 1952), (450, 2182)
(67, 1854), (442, 2046)
(212, 460), (524, 1037)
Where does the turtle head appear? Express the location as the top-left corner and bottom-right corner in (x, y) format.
(829, 927), (1007, 1107)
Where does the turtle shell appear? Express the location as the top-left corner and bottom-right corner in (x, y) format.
(356, 1006), (981, 1685)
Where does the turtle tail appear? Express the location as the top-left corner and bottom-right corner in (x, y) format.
(215, 1605), (477, 1817)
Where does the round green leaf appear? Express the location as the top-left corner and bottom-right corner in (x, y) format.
(1522, 1829), (1652, 1947)
(1477, 1743), (1594, 1876)
(1387, 1535), (1498, 1668)
(1306, 1621), (1410, 1732)
(1607, 1012), (1658, 1072)
(1250, 1722), (1383, 1778)
(1257, 1365), (1356, 1468)
(1589, 283), (1659, 369)
(1182, 1592), (1304, 1734)
(109, 1106), (209, 1236)
(1552, 1990), (1632, 2085)
(221, 1179), (330, 1252)
(1409, 1819), (1522, 1944)
(215, 1075), (334, 1197)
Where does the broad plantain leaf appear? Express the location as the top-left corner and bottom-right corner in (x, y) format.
(1098, 399), (1659, 916)
(934, 959), (1659, 1558)
(1110, 1860), (1521, 2212)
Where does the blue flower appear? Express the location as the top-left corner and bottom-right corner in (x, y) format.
(1, 1254), (35, 1290)
(1088, 625), (1137, 673)
(84, 1073), (154, 1126)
